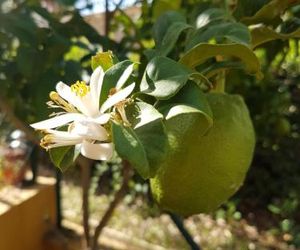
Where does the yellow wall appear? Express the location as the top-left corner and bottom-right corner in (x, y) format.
(0, 177), (57, 250)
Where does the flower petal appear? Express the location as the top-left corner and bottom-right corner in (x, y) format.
(116, 63), (134, 90)
(90, 66), (104, 110)
(81, 140), (114, 161)
(41, 129), (83, 149)
(81, 95), (100, 117)
(44, 129), (82, 139)
(30, 113), (84, 130)
(71, 120), (108, 141)
(56, 82), (98, 117)
(90, 113), (111, 124)
(100, 82), (135, 113)
(46, 142), (80, 149)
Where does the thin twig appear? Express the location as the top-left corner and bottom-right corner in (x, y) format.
(91, 160), (133, 250)
(105, 0), (110, 36)
(105, 0), (125, 35)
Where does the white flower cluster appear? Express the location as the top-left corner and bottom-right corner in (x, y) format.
(30, 64), (135, 160)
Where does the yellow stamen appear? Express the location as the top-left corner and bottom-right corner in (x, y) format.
(49, 91), (78, 113)
(115, 100), (131, 126)
(71, 81), (90, 97)
(40, 134), (53, 149)
(49, 91), (60, 100)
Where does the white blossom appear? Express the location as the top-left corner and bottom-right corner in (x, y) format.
(30, 64), (135, 161)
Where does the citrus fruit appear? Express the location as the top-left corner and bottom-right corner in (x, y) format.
(150, 92), (256, 216)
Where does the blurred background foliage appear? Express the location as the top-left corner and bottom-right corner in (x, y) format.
(0, 0), (300, 248)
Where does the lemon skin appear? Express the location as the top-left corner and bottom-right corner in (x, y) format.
(150, 93), (256, 216)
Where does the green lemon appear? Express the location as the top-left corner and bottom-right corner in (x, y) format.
(150, 93), (255, 216)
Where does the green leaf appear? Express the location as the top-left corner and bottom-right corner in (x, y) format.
(251, 26), (300, 48)
(17, 46), (41, 77)
(0, 13), (38, 45)
(140, 56), (191, 99)
(32, 70), (61, 120)
(64, 61), (82, 83)
(268, 204), (281, 214)
(153, 0), (182, 19)
(143, 49), (158, 61)
(155, 22), (193, 56)
(153, 11), (186, 45)
(196, 8), (231, 29)
(201, 61), (245, 79)
(128, 102), (168, 175)
(91, 51), (117, 71)
(185, 22), (251, 50)
(159, 82), (213, 137)
(0, 31), (9, 44)
(238, 0), (297, 25)
(113, 102), (168, 179)
(100, 60), (133, 107)
(49, 145), (80, 171)
(112, 122), (150, 179)
(179, 43), (263, 79)
(189, 72), (213, 89)
(233, 0), (270, 20)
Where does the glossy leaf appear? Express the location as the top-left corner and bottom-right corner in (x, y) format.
(233, 0), (270, 20)
(100, 60), (133, 107)
(239, 0), (296, 25)
(196, 8), (231, 29)
(128, 102), (168, 176)
(155, 22), (193, 56)
(153, 11), (186, 45)
(179, 43), (263, 79)
(159, 82), (213, 137)
(186, 22), (251, 50)
(112, 123), (150, 179)
(112, 102), (167, 179)
(153, 0), (182, 19)
(50, 145), (80, 171)
(189, 72), (213, 89)
(201, 61), (244, 79)
(251, 26), (300, 48)
(140, 56), (191, 99)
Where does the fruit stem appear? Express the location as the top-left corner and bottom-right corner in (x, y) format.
(212, 54), (226, 93)
(214, 70), (226, 93)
